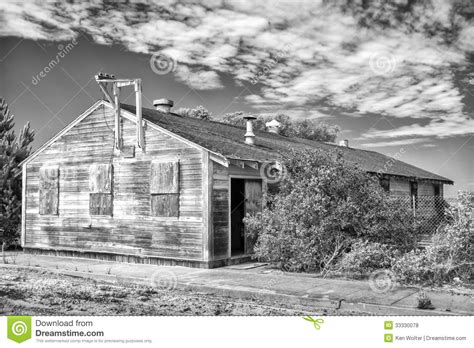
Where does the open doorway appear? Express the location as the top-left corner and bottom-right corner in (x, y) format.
(230, 178), (263, 257)
(230, 179), (245, 256)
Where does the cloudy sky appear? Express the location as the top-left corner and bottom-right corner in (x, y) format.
(0, 0), (473, 195)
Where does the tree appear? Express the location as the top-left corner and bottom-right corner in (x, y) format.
(175, 105), (212, 120)
(0, 97), (34, 255)
(222, 111), (266, 130)
(245, 149), (417, 274)
(221, 111), (340, 143)
(292, 119), (340, 143)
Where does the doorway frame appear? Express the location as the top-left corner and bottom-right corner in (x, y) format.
(227, 175), (265, 259)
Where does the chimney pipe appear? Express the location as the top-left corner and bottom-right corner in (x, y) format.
(243, 115), (257, 145)
(265, 119), (281, 134)
(339, 139), (349, 147)
(153, 98), (174, 113)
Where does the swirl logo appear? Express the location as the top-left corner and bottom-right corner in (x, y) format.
(12, 321), (28, 335)
(150, 53), (177, 75)
(260, 161), (287, 184)
(369, 270), (397, 293)
(61, 166), (76, 182)
(41, 165), (75, 184)
(40, 165), (59, 185)
(150, 269), (178, 290)
(7, 316), (32, 343)
(369, 52), (396, 75)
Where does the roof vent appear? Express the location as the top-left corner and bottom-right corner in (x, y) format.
(243, 115), (257, 145)
(265, 119), (281, 134)
(153, 98), (174, 113)
(339, 139), (349, 147)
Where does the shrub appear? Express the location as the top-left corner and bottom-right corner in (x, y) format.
(392, 249), (435, 284)
(416, 290), (434, 310)
(393, 192), (473, 285)
(175, 105), (212, 120)
(245, 149), (418, 274)
(332, 241), (398, 278)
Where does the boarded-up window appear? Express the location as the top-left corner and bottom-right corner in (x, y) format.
(150, 161), (179, 217)
(89, 164), (113, 216)
(39, 166), (59, 215)
(89, 193), (113, 216)
(89, 164), (112, 193)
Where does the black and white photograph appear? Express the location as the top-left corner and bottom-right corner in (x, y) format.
(0, 0), (473, 346)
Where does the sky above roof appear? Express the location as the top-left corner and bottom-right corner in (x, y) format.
(0, 0), (472, 196)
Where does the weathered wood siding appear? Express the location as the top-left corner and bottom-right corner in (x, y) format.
(389, 177), (411, 195)
(418, 182), (435, 196)
(24, 105), (204, 261)
(211, 162), (229, 259)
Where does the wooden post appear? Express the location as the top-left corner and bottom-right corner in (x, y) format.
(113, 83), (122, 150)
(202, 152), (214, 263)
(135, 80), (144, 150)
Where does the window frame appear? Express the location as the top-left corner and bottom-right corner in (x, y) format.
(150, 161), (180, 218)
(38, 165), (59, 216)
(89, 163), (113, 216)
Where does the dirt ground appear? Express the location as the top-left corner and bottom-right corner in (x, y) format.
(0, 268), (345, 316)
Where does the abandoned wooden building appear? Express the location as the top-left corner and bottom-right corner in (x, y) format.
(21, 79), (453, 268)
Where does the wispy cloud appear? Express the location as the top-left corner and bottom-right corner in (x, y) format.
(361, 115), (474, 139)
(360, 138), (429, 148)
(1, 0), (473, 138)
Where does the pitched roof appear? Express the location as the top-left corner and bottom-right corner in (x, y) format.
(123, 104), (452, 184)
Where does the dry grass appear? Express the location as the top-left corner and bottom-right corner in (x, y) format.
(0, 268), (342, 316)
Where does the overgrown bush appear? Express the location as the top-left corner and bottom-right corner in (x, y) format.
(245, 149), (418, 274)
(392, 192), (473, 285)
(391, 249), (435, 284)
(331, 241), (398, 278)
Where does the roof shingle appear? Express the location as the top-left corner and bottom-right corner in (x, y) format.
(121, 104), (453, 184)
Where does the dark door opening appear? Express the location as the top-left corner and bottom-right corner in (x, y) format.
(230, 179), (245, 256)
(230, 178), (263, 257)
